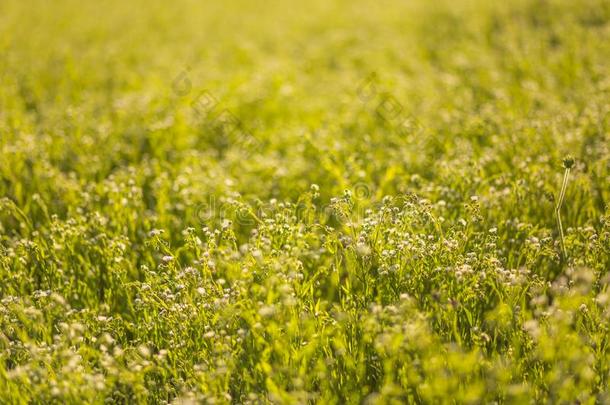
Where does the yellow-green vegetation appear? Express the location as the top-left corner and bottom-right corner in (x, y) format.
(1, 0), (609, 403)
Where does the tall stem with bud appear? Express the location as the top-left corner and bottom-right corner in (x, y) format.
(556, 156), (574, 262)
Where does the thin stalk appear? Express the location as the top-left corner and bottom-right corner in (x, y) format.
(555, 166), (571, 261)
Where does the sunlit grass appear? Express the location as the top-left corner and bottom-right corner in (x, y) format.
(0, 0), (609, 403)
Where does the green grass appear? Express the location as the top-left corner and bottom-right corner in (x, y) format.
(1, 0), (609, 403)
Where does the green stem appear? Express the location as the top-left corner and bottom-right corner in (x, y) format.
(555, 168), (570, 261)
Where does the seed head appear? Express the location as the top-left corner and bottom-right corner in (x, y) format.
(562, 156), (575, 169)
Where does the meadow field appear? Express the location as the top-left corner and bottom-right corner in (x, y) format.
(0, 0), (609, 403)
